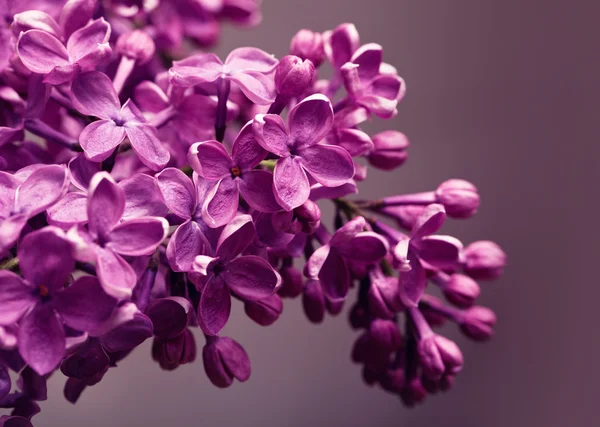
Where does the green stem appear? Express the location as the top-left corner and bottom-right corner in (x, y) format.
(0, 257), (19, 271)
(259, 159), (277, 171)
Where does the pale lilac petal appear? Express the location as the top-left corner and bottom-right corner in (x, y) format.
(124, 124), (169, 171)
(319, 248), (350, 301)
(18, 305), (65, 376)
(0, 172), (18, 218)
(202, 178), (239, 228)
(288, 94), (334, 148)
(95, 248), (136, 299)
(120, 173), (168, 219)
(415, 235), (463, 270)
(74, 41), (111, 72)
(18, 227), (74, 290)
(0, 271), (35, 325)
(71, 71), (120, 118)
(334, 128), (373, 156)
(231, 121), (267, 170)
(188, 140), (233, 180)
(351, 43), (383, 82)
(14, 165), (69, 217)
(16, 30), (69, 74)
(156, 168), (196, 219)
(224, 47), (278, 73)
(411, 203), (446, 241)
(79, 120), (125, 162)
(273, 156), (310, 211)
(358, 94), (399, 120)
(66, 18), (111, 62)
(324, 23), (360, 69)
(215, 214), (254, 262)
(238, 170), (281, 212)
(197, 276), (231, 336)
(12, 11), (63, 39)
(107, 217), (168, 256)
(252, 114), (289, 156)
(224, 255), (279, 300)
(170, 53), (223, 87)
(68, 153), (100, 191)
(87, 173), (125, 238)
(228, 70), (276, 105)
(0, 215), (28, 254)
(299, 144), (354, 187)
(54, 276), (116, 331)
(166, 220), (211, 272)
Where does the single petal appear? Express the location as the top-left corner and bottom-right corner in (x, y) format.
(125, 124), (170, 171)
(299, 144), (355, 187)
(0, 215), (28, 254)
(12, 11), (63, 39)
(145, 297), (191, 339)
(43, 63), (80, 85)
(66, 18), (111, 62)
(16, 30), (69, 74)
(215, 214), (254, 262)
(273, 156), (310, 211)
(79, 120), (125, 162)
(18, 305), (65, 376)
(54, 276), (116, 331)
(95, 248), (136, 299)
(324, 23), (360, 69)
(228, 70), (276, 104)
(197, 276), (231, 336)
(156, 168), (196, 218)
(288, 94), (334, 148)
(14, 164), (69, 217)
(60, 0), (98, 39)
(166, 220), (211, 272)
(71, 71), (120, 118)
(188, 140), (233, 180)
(223, 255), (279, 301)
(329, 216), (366, 248)
(318, 248), (350, 301)
(334, 128), (374, 157)
(120, 174), (168, 219)
(224, 47), (278, 73)
(201, 178), (239, 229)
(0, 172), (19, 218)
(338, 231), (390, 264)
(170, 53), (223, 87)
(411, 203), (446, 241)
(309, 181), (358, 201)
(68, 153), (100, 191)
(87, 172), (125, 238)
(238, 170), (281, 212)
(351, 43), (383, 82)
(18, 227), (74, 290)
(0, 271), (36, 325)
(252, 114), (289, 156)
(107, 217), (168, 256)
(399, 249), (426, 307)
(414, 235), (462, 270)
(133, 81), (170, 113)
(231, 121), (267, 170)
(357, 94), (398, 120)
(74, 42), (111, 72)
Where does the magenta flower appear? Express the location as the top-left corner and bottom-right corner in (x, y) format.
(188, 121), (281, 227)
(202, 335), (251, 388)
(190, 214), (280, 335)
(71, 71), (170, 171)
(68, 173), (169, 299)
(0, 165), (69, 254)
(17, 18), (111, 85)
(253, 94), (355, 210)
(0, 227), (116, 375)
(169, 47), (278, 104)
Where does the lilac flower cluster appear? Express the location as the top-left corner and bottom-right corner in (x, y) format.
(0, 1), (507, 423)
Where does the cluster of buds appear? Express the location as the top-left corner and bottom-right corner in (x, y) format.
(0, 2), (506, 424)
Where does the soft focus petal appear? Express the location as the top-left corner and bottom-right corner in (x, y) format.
(71, 71), (120, 118)
(324, 23), (360, 69)
(48, 193), (86, 227)
(231, 121), (267, 170)
(329, 216), (366, 248)
(87, 172), (125, 237)
(228, 70), (276, 104)
(299, 144), (354, 187)
(202, 178), (239, 229)
(411, 203), (446, 241)
(121, 174), (168, 219)
(288, 94), (334, 148)
(170, 53), (223, 87)
(79, 120), (125, 162)
(145, 297), (191, 339)
(309, 181), (358, 201)
(18, 227), (74, 290)
(223, 255), (279, 300)
(319, 248), (350, 301)
(14, 165), (69, 217)
(188, 140), (233, 180)
(66, 18), (111, 62)
(12, 11), (63, 39)
(197, 277), (231, 336)
(107, 217), (168, 256)
(95, 248), (136, 299)
(17, 30), (69, 74)
(225, 47), (278, 73)
(338, 231), (389, 263)
(252, 114), (289, 156)
(238, 170), (281, 212)
(399, 249), (426, 307)
(215, 214), (254, 261)
(273, 156), (310, 211)
(68, 154), (100, 191)
(156, 168), (196, 218)
(60, 0), (98, 39)
(0, 271), (35, 326)
(166, 220), (211, 272)
(18, 305), (65, 376)
(351, 43), (383, 81)
(416, 235), (463, 270)
(54, 276), (116, 331)
(125, 124), (170, 171)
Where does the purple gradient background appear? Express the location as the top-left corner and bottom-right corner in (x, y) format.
(26, 1), (599, 426)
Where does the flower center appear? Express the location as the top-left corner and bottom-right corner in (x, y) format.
(38, 285), (49, 297)
(230, 166), (242, 178)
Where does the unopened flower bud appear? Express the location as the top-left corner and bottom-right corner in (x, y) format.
(417, 334), (463, 381)
(460, 306), (496, 341)
(290, 29), (325, 67)
(435, 179), (480, 219)
(202, 336), (250, 388)
(296, 200), (321, 234)
(399, 377), (428, 407)
(434, 273), (481, 308)
(302, 279), (325, 323)
(326, 295), (344, 315)
(380, 367), (406, 393)
(60, 339), (109, 380)
(367, 131), (409, 171)
(278, 266), (303, 298)
(369, 319), (402, 352)
(463, 240), (507, 280)
(244, 294), (283, 326)
(349, 302), (370, 329)
(368, 274), (402, 319)
(116, 30), (156, 64)
(151, 329), (195, 371)
(275, 55), (315, 97)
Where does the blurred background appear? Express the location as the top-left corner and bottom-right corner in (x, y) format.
(33, 1), (599, 426)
